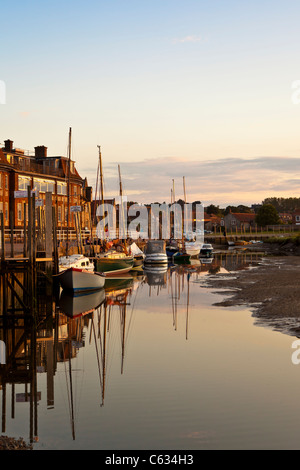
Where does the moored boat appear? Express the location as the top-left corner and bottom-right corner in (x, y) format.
(54, 267), (106, 292)
(171, 251), (191, 264)
(129, 242), (145, 268)
(59, 254), (94, 273)
(184, 241), (201, 257)
(95, 250), (134, 275)
(144, 240), (168, 265)
(234, 240), (249, 246)
(200, 243), (214, 257)
(166, 240), (191, 264)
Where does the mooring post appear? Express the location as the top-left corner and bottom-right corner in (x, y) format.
(45, 192), (53, 274)
(9, 210), (14, 259)
(23, 202), (27, 258)
(0, 212), (5, 266)
(52, 206), (58, 274)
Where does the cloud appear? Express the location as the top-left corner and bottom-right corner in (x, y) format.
(171, 35), (207, 45)
(81, 156), (300, 207)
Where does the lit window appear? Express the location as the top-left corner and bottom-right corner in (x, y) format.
(18, 176), (31, 190)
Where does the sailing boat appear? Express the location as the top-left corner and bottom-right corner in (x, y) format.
(95, 157), (134, 275)
(166, 178), (191, 264)
(56, 129), (106, 292)
(182, 176), (202, 258)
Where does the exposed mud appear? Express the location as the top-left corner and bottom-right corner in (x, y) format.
(205, 255), (300, 338)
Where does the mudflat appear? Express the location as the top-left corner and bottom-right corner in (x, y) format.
(205, 255), (300, 337)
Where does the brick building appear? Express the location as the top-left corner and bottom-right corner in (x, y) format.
(0, 139), (92, 230)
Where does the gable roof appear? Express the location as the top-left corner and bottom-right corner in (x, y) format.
(229, 212), (256, 222)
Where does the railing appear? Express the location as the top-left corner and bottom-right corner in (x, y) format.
(14, 161), (65, 178)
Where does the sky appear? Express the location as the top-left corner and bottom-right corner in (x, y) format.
(1, 0), (300, 206)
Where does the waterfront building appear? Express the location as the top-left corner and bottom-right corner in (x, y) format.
(0, 139), (92, 230)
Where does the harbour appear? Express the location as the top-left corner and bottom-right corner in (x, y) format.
(0, 251), (300, 450)
(2, 0), (300, 452)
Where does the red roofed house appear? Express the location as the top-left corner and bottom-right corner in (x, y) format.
(223, 212), (256, 231)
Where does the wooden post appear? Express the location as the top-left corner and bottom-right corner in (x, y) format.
(45, 192), (53, 273)
(0, 212), (5, 265)
(52, 206), (58, 274)
(23, 203), (27, 258)
(27, 187), (32, 265)
(32, 193), (36, 266)
(9, 210), (14, 258)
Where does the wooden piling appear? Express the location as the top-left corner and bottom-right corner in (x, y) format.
(0, 212), (5, 266)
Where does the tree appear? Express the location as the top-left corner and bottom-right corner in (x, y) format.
(255, 204), (280, 226)
(224, 205), (251, 215)
(206, 204), (221, 215)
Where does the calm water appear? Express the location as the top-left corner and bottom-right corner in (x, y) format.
(1, 253), (300, 450)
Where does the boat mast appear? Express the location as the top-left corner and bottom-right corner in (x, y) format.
(118, 164), (126, 244)
(66, 127), (72, 257)
(172, 179), (175, 203)
(98, 145), (104, 206)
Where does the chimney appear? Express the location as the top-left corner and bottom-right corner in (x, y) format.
(34, 145), (48, 159)
(4, 140), (13, 152)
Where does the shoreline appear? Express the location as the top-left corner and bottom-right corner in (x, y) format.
(204, 253), (300, 338)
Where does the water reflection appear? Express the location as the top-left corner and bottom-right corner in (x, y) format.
(0, 252), (263, 447)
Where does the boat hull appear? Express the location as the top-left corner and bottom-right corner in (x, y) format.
(55, 268), (106, 292)
(171, 253), (191, 264)
(95, 256), (134, 275)
(144, 253), (168, 264)
(185, 246), (201, 257)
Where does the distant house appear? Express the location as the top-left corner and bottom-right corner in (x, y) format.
(203, 212), (221, 231)
(292, 211), (300, 225)
(223, 212), (256, 231)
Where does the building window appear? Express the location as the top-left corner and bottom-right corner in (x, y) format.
(58, 206), (62, 222)
(57, 182), (67, 195)
(33, 178), (55, 193)
(5, 175), (8, 189)
(18, 175), (31, 191)
(5, 203), (8, 221)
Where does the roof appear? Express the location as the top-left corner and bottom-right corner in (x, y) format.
(228, 212), (256, 222)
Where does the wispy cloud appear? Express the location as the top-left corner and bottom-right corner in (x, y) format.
(81, 156), (300, 207)
(171, 35), (207, 45)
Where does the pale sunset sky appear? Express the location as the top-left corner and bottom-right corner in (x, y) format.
(1, 0), (300, 206)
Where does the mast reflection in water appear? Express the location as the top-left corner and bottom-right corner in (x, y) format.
(3, 252), (298, 450)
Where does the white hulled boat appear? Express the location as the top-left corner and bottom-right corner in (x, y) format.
(59, 254), (95, 273)
(54, 267), (106, 293)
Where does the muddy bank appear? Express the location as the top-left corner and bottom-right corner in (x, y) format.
(205, 255), (300, 337)
(0, 435), (33, 450)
